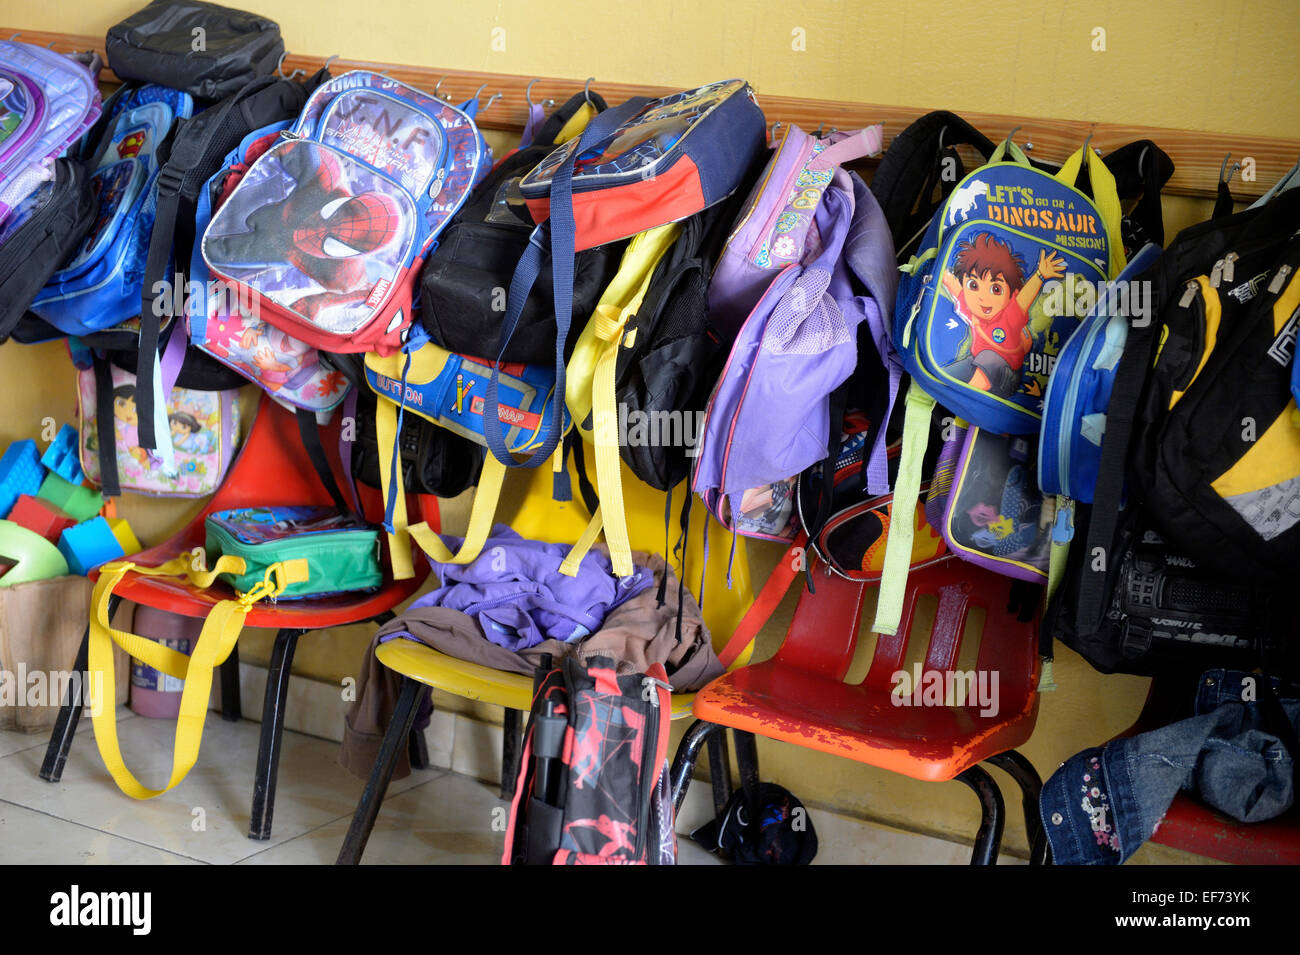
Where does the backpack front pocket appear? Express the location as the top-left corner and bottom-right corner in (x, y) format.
(202, 137), (419, 339)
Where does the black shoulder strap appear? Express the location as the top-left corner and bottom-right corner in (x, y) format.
(92, 353), (121, 499)
(1101, 140), (1175, 250)
(295, 407), (353, 516)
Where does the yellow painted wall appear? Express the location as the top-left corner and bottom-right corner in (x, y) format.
(1, 0), (1293, 862)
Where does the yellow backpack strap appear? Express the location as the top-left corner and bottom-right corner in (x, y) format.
(407, 453), (508, 566)
(871, 382), (936, 635)
(562, 225), (680, 578)
(89, 555), (307, 799)
(376, 394), (415, 580)
(1055, 145), (1126, 278)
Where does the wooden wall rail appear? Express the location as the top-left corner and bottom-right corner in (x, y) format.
(7, 27), (1298, 202)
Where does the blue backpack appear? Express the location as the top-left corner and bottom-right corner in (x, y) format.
(1038, 243), (1163, 503)
(30, 83), (193, 336)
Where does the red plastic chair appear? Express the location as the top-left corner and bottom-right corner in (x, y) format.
(671, 555), (1047, 864)
(39, 393), (438, 840)
(1110, 678), (1300, 865)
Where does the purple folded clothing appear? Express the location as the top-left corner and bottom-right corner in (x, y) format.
(391, 525), (655, 651)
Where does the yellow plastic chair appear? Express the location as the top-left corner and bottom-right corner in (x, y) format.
(336, 450), (756, 863)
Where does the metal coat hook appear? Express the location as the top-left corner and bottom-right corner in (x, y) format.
(525, 78), (539, 108)
(7, 33), (19, 41)
(1219, 152), (1241, 185)
(46, 40), (57, 49)
(483, 91), (504, 110)
(1003, 125), (1022, 151)
(815, 122), (826, 137)
(770, 120), (782, 141)
(433, 76), (449, 100)
(276, 51), (305, 80)
(322, 54), (339, 73)
(584, 76), (594, 105)
(472, 83), (487, 104)
(1137, 144), (1151, 175)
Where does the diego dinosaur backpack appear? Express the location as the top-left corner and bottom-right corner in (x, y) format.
(871, 137), (1125, 636)
(202, 70), (488, 356)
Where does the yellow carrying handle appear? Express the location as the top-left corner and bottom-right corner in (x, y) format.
(375, 394), (508, 576)
(561, 224), (681, 578)
(89, 554), (308, 800)
(1054, 144), (1126, 279)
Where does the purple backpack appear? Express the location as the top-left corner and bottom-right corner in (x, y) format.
(692, 169), (899, 553)
(0, 40), (101, 226)
(707, 123), (883, 342)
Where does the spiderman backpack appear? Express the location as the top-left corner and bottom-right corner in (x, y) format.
(503, 655), (676, 865)
(202, 70), (489, 355)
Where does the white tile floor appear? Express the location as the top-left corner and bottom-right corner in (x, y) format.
(0, 706), (996, 865)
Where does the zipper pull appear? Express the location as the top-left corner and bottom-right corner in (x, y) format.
(1222, 252), (1238, 284)
(1052, 498), (1075, 544)
(1179, 281), (1198, 308)
(1209, 259), (1225, 288)
(641, 676), (672, 707)
(1268, 263), (1293, 295)
(279, 129), (303, 141)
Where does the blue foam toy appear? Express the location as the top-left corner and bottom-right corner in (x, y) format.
(0, 441), (46, 519)
(57, 517), (126, 576)
(41, 424), (85, 486)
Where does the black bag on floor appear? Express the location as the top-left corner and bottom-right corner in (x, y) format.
(106, 0), (285, 102)
(690, 782), (818, 865)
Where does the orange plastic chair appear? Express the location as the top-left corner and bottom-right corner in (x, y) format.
(1105, 678), (1300, 865)
(39, 393), (438, 840)
(671, 554), (1047, 864)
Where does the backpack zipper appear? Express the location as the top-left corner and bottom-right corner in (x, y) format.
(1268, 263), (1293, 294)
(1179, 280), (1198, 307)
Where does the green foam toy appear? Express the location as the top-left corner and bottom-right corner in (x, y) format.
(37, 473), (103, 524)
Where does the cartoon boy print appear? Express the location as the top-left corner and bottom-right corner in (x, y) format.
(168, 412), (215, 455)
(205, 143), (403, 320)
(941, 233), (1066, 398)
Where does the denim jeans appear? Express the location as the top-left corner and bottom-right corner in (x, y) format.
(1040, 669), (1298, 865)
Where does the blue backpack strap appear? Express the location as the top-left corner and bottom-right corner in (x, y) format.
(481, 97), (650, 499)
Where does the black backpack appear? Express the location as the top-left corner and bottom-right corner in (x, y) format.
(419, 91), (623, 365)
(0, 159), (98, 342)
(324, 352), (484, 500)
(1047, 187), (1300, 677)
(106, 0), (285, 103)
(611, 147), (766, 493)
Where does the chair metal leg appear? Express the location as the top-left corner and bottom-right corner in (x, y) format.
(219, 642), (242, 723)
(732, 729), (761, 802)
(500, 708), (523, 800)
(671, 720), (721, 814)
(40, 594), (120, 783)
(336, 676), (425, 865)
(985, 749), (1048, 865)
(706, 729), (733, 818)
(407, 726), (429, 770)
(248, 627), (303, 841)
(956, 766), (1005, 865)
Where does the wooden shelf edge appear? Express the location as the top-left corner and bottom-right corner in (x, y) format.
(5, 26), (1298, 201)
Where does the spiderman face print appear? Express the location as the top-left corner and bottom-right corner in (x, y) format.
(203, 139), (415, 334)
